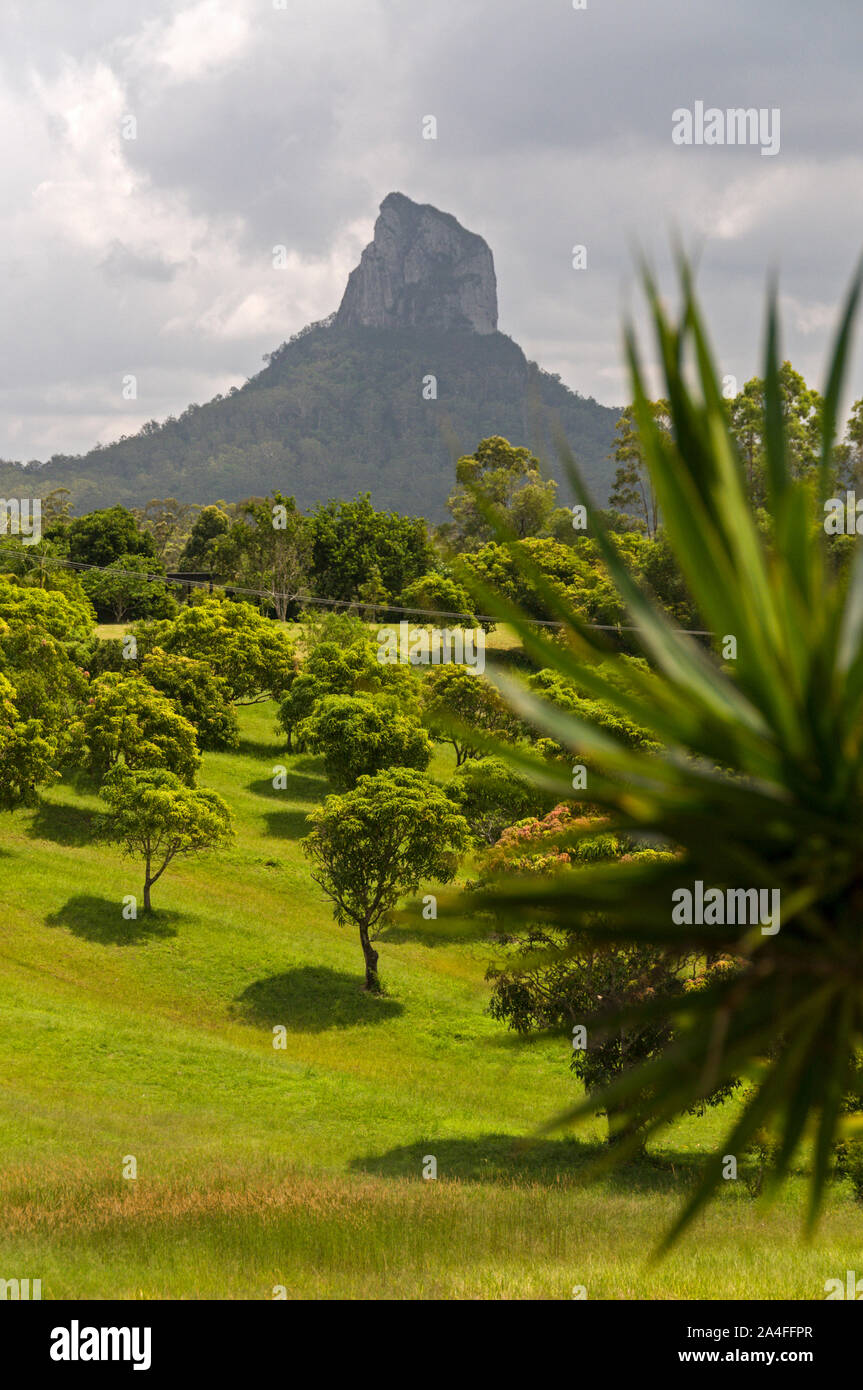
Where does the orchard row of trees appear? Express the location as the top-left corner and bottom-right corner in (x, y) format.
(0, 572), (303, 910)
(0, 533), (716, 1130)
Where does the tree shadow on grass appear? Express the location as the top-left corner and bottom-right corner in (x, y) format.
(46, 894), (181, 945)
(61, 766), (101, 795)
(261, 808), (312, 841)
(231, 966), (403, 1032)
(236, 735), (284, 761)
(27, 801), (105, 848)
(374, 918), (490, 947)
(349, 1134), (709, 1191)
(287, 755), (327, 777)
(247, 770), (327, 805)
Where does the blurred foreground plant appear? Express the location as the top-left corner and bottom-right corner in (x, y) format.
(448, 258), (863, 1249)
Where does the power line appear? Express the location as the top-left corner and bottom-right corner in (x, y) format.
(14, 551), (715, 637)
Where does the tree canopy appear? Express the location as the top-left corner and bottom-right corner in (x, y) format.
(100, 767), (233, 912)
(74, 672), (201, 785)
(445, 436), (558, 550)
(300, 694), (431, 790)
(303, 768), (470, 990)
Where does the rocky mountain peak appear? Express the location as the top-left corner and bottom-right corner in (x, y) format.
(335, 192), (498, 334)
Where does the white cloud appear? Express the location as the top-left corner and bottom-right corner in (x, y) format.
(130, 0), (255, 84)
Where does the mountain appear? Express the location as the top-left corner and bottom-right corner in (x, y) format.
(336, 191), (498, 335)
(3, 193), (621, 519)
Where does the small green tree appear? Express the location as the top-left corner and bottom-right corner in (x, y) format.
(0, 671), (59, 807)
(300, 694), (431, 789)
(133, 598), (297, 702)
(303, 768), (470, 990)
(278, 633), (419, 751)
(100, 767), (233, 912)
(0, 615), (86, 749)
(0, 576), (94, 645)
(421, 664), (518, 765)
(140, 648), (239, 750)
(75, 673), (200, 784)
(447, 756), (543, 844)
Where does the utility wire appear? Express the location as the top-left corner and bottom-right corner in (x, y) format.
(16, 551), (715, 637)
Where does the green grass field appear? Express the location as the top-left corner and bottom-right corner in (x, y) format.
(1, 698), (860, 1299)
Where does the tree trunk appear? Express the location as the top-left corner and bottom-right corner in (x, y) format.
(143, 855), (152, 913)
(603, 1092), (646, 1155)
(358, 923), (380, 993)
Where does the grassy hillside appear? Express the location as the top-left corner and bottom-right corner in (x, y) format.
(1, 700), (861, 1299)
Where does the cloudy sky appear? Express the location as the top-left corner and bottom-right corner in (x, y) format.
(2, 0), (862, 463)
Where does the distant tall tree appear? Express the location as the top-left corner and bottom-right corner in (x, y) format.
(135, 499), (200, 567)
(41, 488), (72, 531)
(835, 396), (863, 491)
(726, 362), (822, 499)
(179, 505), (231, 572)
(215, 493), (311, 620)
(66, 506), (156, 568)
(399, 572), (478, 626)
(608, 402), (667, 536)
(309, 494), (432, 602)
(445, 436), (557, 550)
(80, 554), (175, 624)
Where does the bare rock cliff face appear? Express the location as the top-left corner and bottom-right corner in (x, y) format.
(336, 192), (498, 335)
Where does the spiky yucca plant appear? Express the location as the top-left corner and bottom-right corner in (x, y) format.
(450, 261), (863, 1249)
